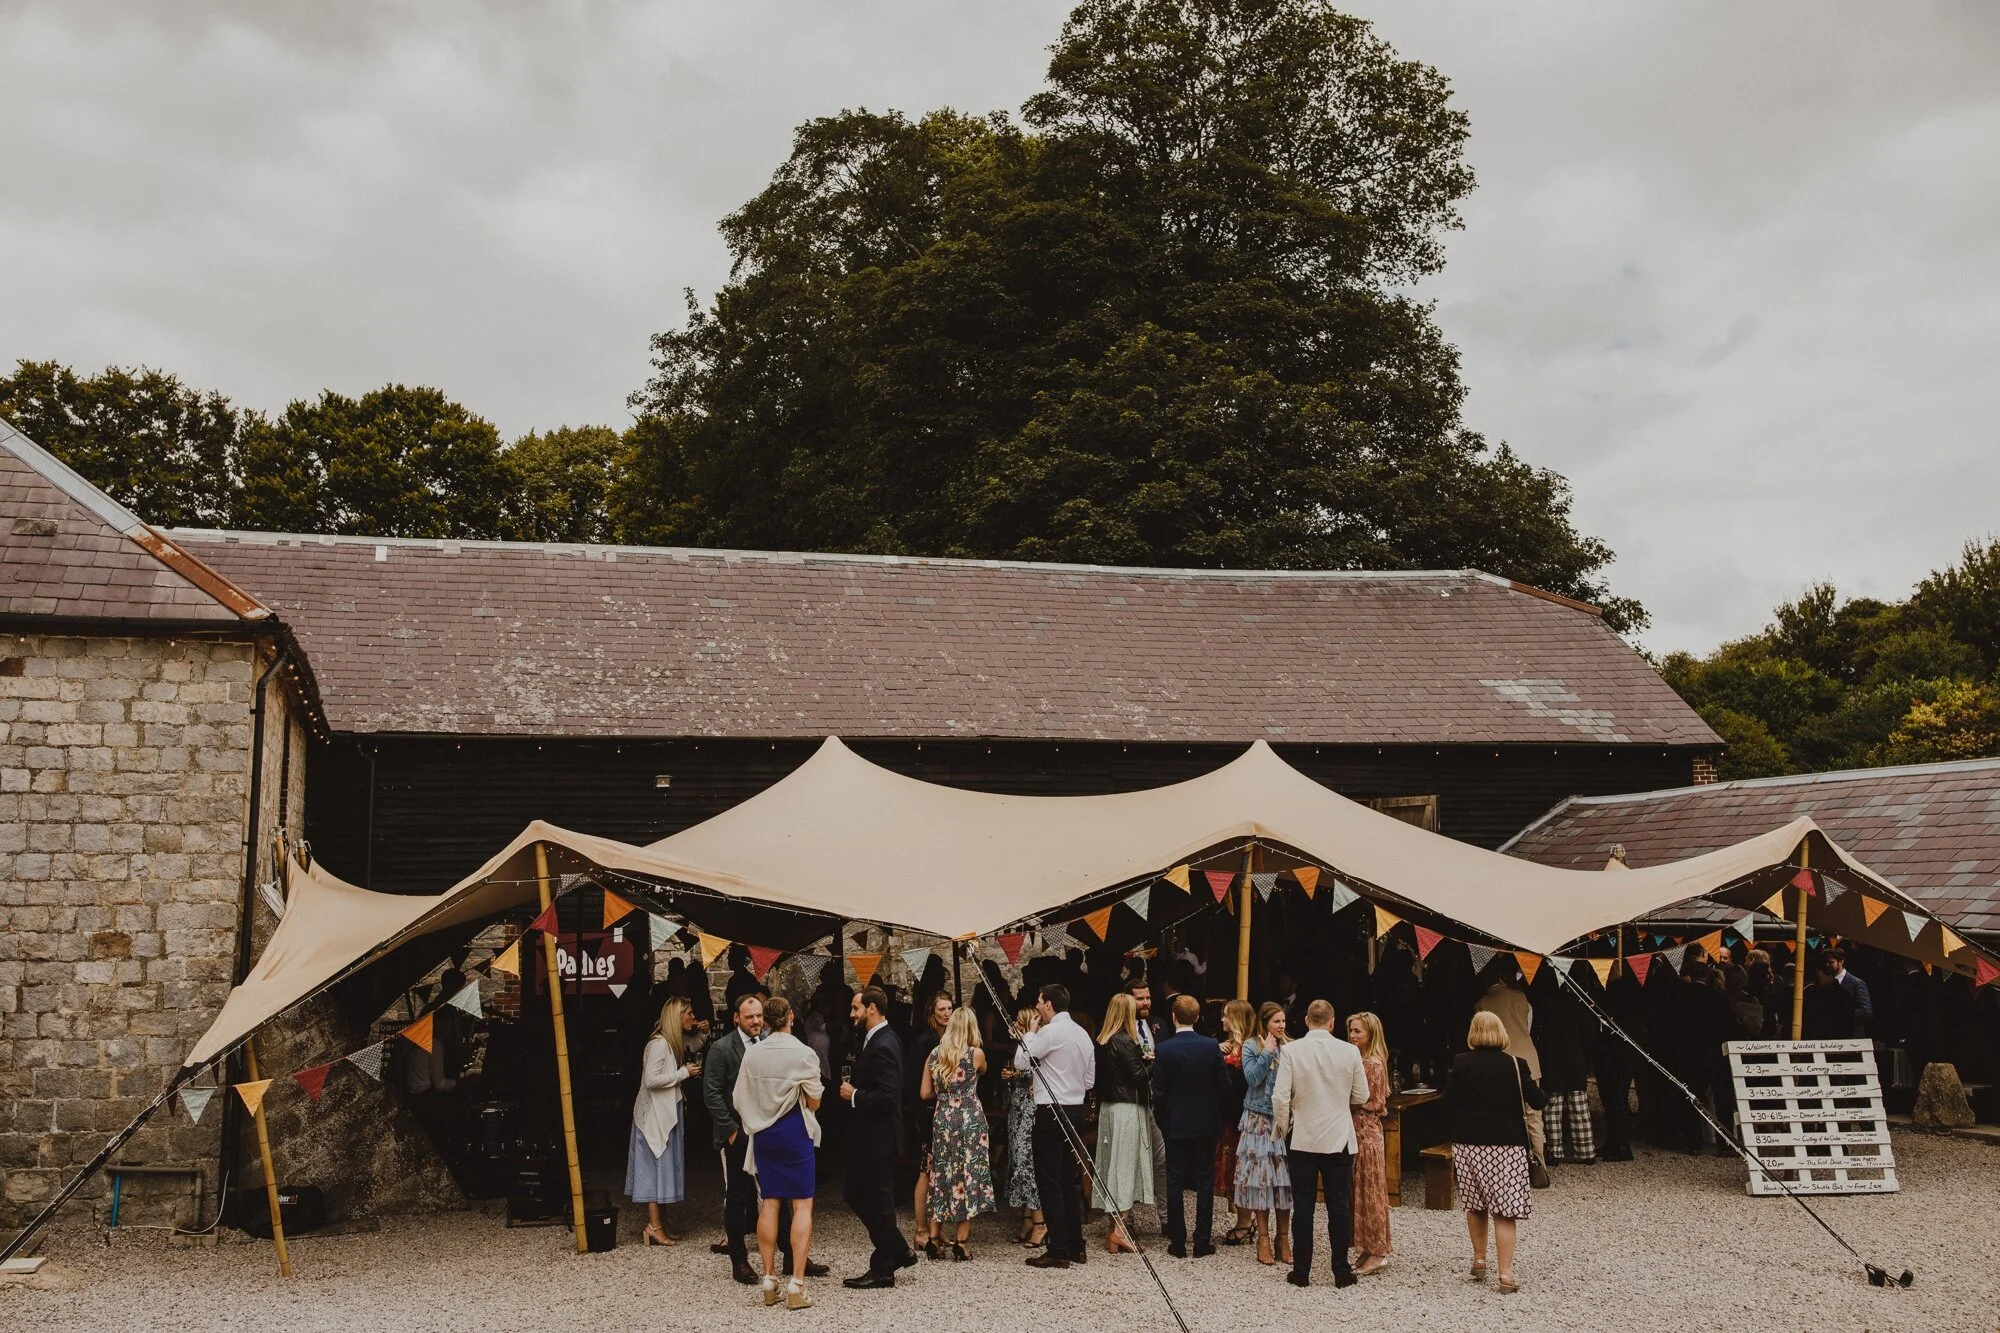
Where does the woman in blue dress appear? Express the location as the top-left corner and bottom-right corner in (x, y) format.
(627, 997), (701, 1245)
(733, 996), (824, 1310)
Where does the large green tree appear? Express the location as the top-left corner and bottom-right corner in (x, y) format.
(628, 0), (1641, 629)
(499, 425), (628, 544)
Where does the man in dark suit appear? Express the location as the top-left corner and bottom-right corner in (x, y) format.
(1149, 993), (1231, 1257)
(1825, 949), (1873, 1038)
(838, 987), (917, 1288)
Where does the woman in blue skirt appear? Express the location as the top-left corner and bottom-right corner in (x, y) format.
(628, 997), (701, 1245)
(734, 996), (824, 1310)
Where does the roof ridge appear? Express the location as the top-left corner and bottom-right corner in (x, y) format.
(1540, 756), (2000, 814)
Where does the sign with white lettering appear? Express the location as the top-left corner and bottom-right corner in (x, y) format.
(530, 930), (634, 995)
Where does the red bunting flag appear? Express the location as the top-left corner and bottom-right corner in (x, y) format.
(602, 891), (637, 929)
(291, 1063), (332, 1101)
(1627, 953), (1653, 985)
(1790, 867), (1817, 896)
(997, 933), (1026, 966)
(747, 946), (784, 982)
(1972, 956), (1999, 987)
(1080, 907), (1114, 942)
(528, 902), (558, 935)
(401, 1012), (435, 1054)
(1412, 926), (1443, 960)
(1203, 870), (1235, 902)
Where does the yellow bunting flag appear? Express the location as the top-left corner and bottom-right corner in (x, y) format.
(490, 938), (521, 977)
(1080, 907), (1114, 942)
(1940, 926), (1965, 955)
(401, 1011), (435, 1054)
(1860, 895), (1890, 927)
(1761, 890), (1785, 917)
(1293, 866), (1320, 899)
(850, 953), (882, 988)
(234, 1079), (272, 1117)
(1373, 904), (1401, 936)
(698, 933), (732, 967)
(1589, 958), (1614, 987)
(602, 891), (637, 929)
(1162, 864), (1191, 893)
(1514, 952), (1542, 984)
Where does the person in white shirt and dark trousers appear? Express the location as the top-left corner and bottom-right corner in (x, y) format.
(1015, 982), (1096, 1268)
(1272, 999), (1370, 1289)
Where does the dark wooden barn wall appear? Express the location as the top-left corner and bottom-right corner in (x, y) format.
(306, 736), (1700, 894)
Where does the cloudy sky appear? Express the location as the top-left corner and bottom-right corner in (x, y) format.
(5, 1), (1995, 653)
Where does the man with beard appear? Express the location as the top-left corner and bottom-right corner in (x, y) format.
(838, 988), (918, 1288)
(704, 994), (827, 1282)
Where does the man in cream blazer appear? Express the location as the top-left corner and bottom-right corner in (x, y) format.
(1272, 999), (1370, 1289)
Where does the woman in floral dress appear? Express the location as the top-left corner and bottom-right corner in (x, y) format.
(1002, 1007), (1045, 1245)
(922, 1006), (995, 1258)
(1346, 1011), (1393, 1275)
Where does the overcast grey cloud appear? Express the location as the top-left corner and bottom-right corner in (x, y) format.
(4, 1), (1996, 653)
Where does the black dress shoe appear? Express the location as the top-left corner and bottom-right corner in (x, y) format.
(1334, 1271), (1359, 1289)
(1166, 1242), (1187, 1259)
(843, 1272), (895, 1290)
(1192, 1244), (1216, 1258)
(1024, 1253), (1071, 1270)
(731, 1260), (759, 1285)
(803, 1260), (831, 1278)
(1286, 1271), (1310, 1288)
(896, 1249), (920, 1270)
(710, 1241), (732, 1255)
(1070, 1249), (1086, 1265)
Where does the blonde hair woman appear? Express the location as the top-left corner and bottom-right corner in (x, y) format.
(1002, 1006), (1045, 1245)
(1091, 992), (1155, 1254)
(1217, 999), (1257, 1245)
(1233, 1000), (1293, 1264)
(628, 996), (701, 1246)
(1440, 1010), (1545, 1293)
(1345, 1011), (1392, 1275)
(921, 1006), (995, 1257)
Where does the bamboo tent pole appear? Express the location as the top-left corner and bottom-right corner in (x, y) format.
(1234, 843), (1255, 1001)
(242, 1037), (291, 1278)
(1790, 841), (1812, 1041)
(535, 842), (589, 1253)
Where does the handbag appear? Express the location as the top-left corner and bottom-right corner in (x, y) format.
(1513, 1057), (1552, 1189)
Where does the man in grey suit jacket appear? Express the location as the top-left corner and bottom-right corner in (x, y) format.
(1272, 999), (1370, 1289)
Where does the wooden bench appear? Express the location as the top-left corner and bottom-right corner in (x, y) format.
(1420, 1144), (1454, 1210)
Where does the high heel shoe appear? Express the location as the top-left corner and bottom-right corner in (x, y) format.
(951, 1241), (971, 1262)
(1256, 1230), (1274, 1266)
(642, 1224), (674, 1247)
(923, 1237), (947, 1260)
(1025, 1223), (1048, 1249)
(786, 1282), (815, 1310)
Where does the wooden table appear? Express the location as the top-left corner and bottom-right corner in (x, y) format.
(1385, 1088), (1441, 1206)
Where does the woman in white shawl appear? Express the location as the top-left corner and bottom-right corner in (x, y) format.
(628, 996), (701, 1245)
(732, 995), (824, 1309)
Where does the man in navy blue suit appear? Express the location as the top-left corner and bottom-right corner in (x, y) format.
(1148, 994), (1231, 1257)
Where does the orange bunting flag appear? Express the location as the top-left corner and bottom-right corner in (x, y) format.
(1203, 870), (1235, 902)
(528, 902), (558, 935)
(1080, 907), (1114, 942)
(697, 933), (731, 968)
(490, 938), (521, 976)
(1940, 927), (1965, 956)
(850, 953), (882, 988)
(748, 946), (784, 981)
(1163, 865), (1191, 893)
(602, 891), (637, 929)
(1586, 957), (1614, 987)
(291, 1063), (332, 1101)
(1692, 931), (1724, 961)
(234, 1079), (272, 1116)
(402, 1012), (435, 1054)
(1627, 953), (1653, 985)
(1761, 890), (1785, 917)
(1976, 956), (2000, 988)
(1373, 904), (1401, 936)
(1293, 866), (1320, 899)
(1790, 867), (1817, 896)
(1514, 951), (1543, 984)
(1412, 925), (1444, 960)
(997, 933), (1026, 966)
(1860, 895), (1890, 927)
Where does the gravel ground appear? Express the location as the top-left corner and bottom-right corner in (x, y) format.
(6, 1129), (1994, 1333)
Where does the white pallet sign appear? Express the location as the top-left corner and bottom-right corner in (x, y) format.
(1727, 1039), (1897, 1196)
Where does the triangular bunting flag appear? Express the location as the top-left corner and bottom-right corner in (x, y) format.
(1652, 933), (1667, 947)
(291, 1063), (332, 1101)
(345, 1041), (388, 1082)
(490, 938), (521, 977)
(1791, 867), (1817, 896)
(1585, 957), (1614, 986)
(602, 891), (637, 929)
(234, 1079), (272, 1116)
(559, 872), (588, 892)
(1412, 926), (1444, 960)
(1466, 943), (1498, 973)
(1251, 872), (1279, 901)
(1901, 912), (1927, 943)
(1514, 952), (1542, 985)
(849, 953), (881, 988)
(1163, 865), (1191, 893)
(1627, 953), (1653, 985)
(528, 902), (558, 935)
(1820, 880), (1845, 907)
(1326, 881), (1359, 912)
(1735, 914), (1758, 946)
(1661, 945), (1688, 973)
(1373, 904), (1401, 935)
(401, 1012), (435, 1054)
(606, 983), (626, 997)
(747, 945), (785, 982)
(1124, 886), (1151, 920)
(1975, 956), (2000, 988)
(900, 947), (933, 981)
(1860, 896), (1889, 927)
(179, 1086), (216, 1125)
(1080, 906), (1114, 942)
(1203, 870), (1236, 903)
(1041, 924), (1073, 953)
(1940, 927), (1965, 955)
(997, 933), (1026, 966)
(851, 929), (871, 949)
(698, 933), (731, 967)
(1693, 931), (1724, 960)
(649, 913), (676, 951)
(1293, 866), (1320, 899)
(1762, 890), (1785, 916)
(448, 980), (483, 1019)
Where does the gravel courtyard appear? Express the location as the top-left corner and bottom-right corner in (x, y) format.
(6, 1130), (1993, 1333)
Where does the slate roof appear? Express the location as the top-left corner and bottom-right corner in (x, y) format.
(1503, 759), (2000, 936)
(0, 420), (267, 625)
(171, 528), (1719, 748)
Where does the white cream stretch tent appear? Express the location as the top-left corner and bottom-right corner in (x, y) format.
(184, 736), (1993, 1071)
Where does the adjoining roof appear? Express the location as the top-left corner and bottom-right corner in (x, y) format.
(0, 420), (268, 626)
(1503, 759), (2000, 935)
(171, 528), (1720, 747)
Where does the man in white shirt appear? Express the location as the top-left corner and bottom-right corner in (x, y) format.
(1272, 998), (1370, 1289)
(1015, 982), (1096, 1268)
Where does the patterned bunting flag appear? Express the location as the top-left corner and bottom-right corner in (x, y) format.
(1373, 904), (1401, 936)
(1940, 927), (1965, 955)
(528, 902), (558, 935)
(179, 1086), (216, 1125)
(291, 1063), (332, 1101)
(997, 933), (1026, 966)
(1627, 953), (1653, 985)
(698, 933), (731, 967)
(1203, 870), (1236, 903)
(1859, 896), (1889, 927)
(1251, 872), (1279, 901)
(345, 1041), (388, 1082)
(1293, 866), (1320, 899)
(1413, 926), (1444, 960)
(649, 913), (676, 952)
(401, 1012), (435, 1054)
(788, 954), (832, 986)
(1762, 890), (1785, 916)
(1822, 880), (1847, 907)
(1080, 906), (1114, 942)
(448, 979), (483, 1019)
(748, 945), (785, 982)
(1163, 865), (1191, 893)
(234, 1079), (273, 1116)
(1976, 956), (2000, 988)
(1040, 924), (1074, 954)
(602, 891), (637, 929)
(1466, 943), (1498, 973)
(1124, 886), (1151, 920)
(1791, 867), (1817, 896)
(849, 953), (882, 988)
(559, 872), (588, 892)
(1326, 881), (1359, 912)
(490, 938), (521, 977)
(1514, 952), (1542, 984)
(1660, 945), (1687, 973)
(1901, 912), (1927, 943)
(900, 947), (933, 981)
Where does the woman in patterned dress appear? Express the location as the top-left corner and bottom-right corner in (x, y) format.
(1002, 1007), (1045, 1246)
(1233, 1001), (1292, 1265)
(1346, 1011), (1393, 1275)
(922, 1006), (995, 1259)
(1440, 1010), (1545, 1294)
(1216, 1000), (1254, 1246)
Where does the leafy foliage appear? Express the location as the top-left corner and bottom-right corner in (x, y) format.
(499, 426), (627, 544)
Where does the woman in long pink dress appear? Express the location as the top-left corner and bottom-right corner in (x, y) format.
(1346, 1011), (1393, 1276)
